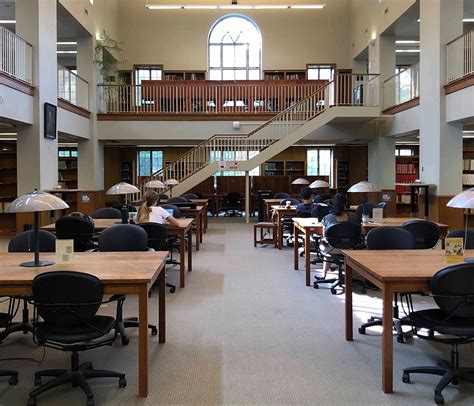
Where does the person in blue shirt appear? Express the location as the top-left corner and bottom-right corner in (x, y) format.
(296, 187), (316, 216)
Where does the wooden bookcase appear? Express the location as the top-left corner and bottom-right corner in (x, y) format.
(264, 161), (285, 176)
(336, 160), (349, 192)
(0, 142), (17, 236)
(58, 147), (78, 190)
(264, 70), (306, 80)
(263, 160), (305, 176)
(395, 145), (419, 215)
(163, 70), (206, 80)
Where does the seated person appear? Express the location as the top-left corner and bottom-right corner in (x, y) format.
(318, 193), (359, 279)
(296, 187), (316, 216)
(136, 190), (180, 226)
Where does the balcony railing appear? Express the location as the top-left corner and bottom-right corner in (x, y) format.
(0, 26), (32, 84)
(57, 65), (89, 110)
(98, 74), (379, 115)
(383, 63), (419, 110)
(447, 29), (474, 83)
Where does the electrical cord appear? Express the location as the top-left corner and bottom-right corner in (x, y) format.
(0, 345), (46, 364)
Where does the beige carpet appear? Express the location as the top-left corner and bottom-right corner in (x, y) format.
(0, 219), (473, 405)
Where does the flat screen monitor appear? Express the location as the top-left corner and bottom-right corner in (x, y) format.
(166, 209), (174, 217)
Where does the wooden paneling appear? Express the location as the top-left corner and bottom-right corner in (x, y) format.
(57, 98), (91, 118)
(0, 71), (34, 96)
(421, 194), (464, 230)
(77, 190), (105, 216)
(444, 74), (474, 95)
(216, 176), (247, 196)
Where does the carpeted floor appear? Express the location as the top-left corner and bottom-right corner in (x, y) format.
(0, 218), (473, 405)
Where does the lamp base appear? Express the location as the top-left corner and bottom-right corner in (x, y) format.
(20, 260), (54, 267)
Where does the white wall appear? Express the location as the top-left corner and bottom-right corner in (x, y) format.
(0, 85), (33, 124)
(58, 107), (90, 139)
(446, 86), (474, 123)
(384, 105), (420, 137)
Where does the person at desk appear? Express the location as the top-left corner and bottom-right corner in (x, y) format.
(319, 193), (359, 278)
(296, 187), (316, 216)
(136, 190), (180, 226)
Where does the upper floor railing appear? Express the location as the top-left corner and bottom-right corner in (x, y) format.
(57, 65), (90, 110)
(98, 74), (379, 115)
(447, 29), (474, 83)
(0, 26), (32, 84)
(383, 63), (419, 110)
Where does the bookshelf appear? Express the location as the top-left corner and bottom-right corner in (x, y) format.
(395, 146), (419, 209)
(0, 142), (17, 236)
(121, 161), (133, 183)
(262, 160), (305, 176)
(264, 161), (285, 176)
(163, 71), (206, 80)
(336, 160), (349, 192)
(58, 147), (78, 190)
(463, 146), (474, 216)
(284, 161), (305, 177)
(264, 70), (306, 80)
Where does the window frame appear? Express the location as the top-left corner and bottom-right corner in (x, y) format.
(306, 63), (336, 81)
(137, 149), (164, 178)
(306, 148), (333, 182)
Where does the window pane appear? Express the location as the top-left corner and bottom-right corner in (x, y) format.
(222, 70), (235, 80)
(209, 45), (221, 68)
(150, 69), (162, 80)
(319, 149), (332, 176)
(138, 151), (151, 176)
(151, 150), (163, 174)
(307, 149), (319, 175)
(248, 69), (260, 80)
(71, 150), (78, 158)
(249, 46), (260, 67)
(222, 45), (234, 68)
(234, 45), (247, 68)
(209, 69), (221, 80)
(307, 68), (319, 80)
(319, 68), (333, 80)
(234, 70), (247, 80)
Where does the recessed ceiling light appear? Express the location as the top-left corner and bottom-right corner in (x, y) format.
(396, 40), (419, 44)
(290, 4), (325, 9)
(463, 18), (474, 22)
(0, 20), (15, 24)
(395, 49), (420, 53)
(57, 51), (77, 54)
(146, 5), (182, 9)
(57, 41), (77, 45)
(183, 5), (218, 9)
(255, 5), (289, 9)
(219, 5), (254, 9)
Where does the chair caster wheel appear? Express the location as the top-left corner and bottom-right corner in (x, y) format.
(9, 375), (18, 386)
(313, 282), (319, 289)
(86, 396), (95, 406)
(170, 287), (176, 293)
(121, 336), (130, 346)
(358, 327), (366, 335)
(402, 372), (410, 384)
(396, 334), (405, 344)
(27, 397), (36, 406)
(119, 377), (127, 388)
(330, 288), (337, 295)
(34, 377), (42, 386)
(434, 392), (444, 405)
(151, 327), (158, 336)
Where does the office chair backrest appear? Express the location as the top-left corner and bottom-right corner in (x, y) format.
(366, 226), (415, 250)
(181, 193), (198, 200)
(447, 229), (474, 249)
(226, 192), (242, 203)
(91, 207), (122, 219)
(55, 216), (95, 252)
(158, 193), (169, 201)
(279, 198), (300, 206)
(274, 192), (290, 199)
(325, 222), (362, 250)
(402, 220), (441, 249)
(311, 204), (331, 222)
(8, 230), (56, 253)
(432, 263), (474, 318)
(167, 197), (188, 204)
(137, 222), (168, 251)
(160, 204), (182, 218)
(33, 271), (103, 326)
(98, 224), (148, 252)
(356, 203), (378, 220)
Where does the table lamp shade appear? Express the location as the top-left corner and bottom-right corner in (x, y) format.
(144, 180), (165, 189)
(5, 190), (69, 213)
(165, 179), (179, 186)
(106, 182), (140, 195)
(447, 188), (474, 209)
(347, 181), (381, 193)
(309, 180), (330, 189)
(292, 178), (310, 185)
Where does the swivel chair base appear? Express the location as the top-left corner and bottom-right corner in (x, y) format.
(115, 318), (158, 345)
(0, 370), (18, 385)
(359, 315), (412, 343)
(313, 263), (367, 295)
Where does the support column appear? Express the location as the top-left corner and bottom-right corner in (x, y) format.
(245, 171), (250, 223)
(419, 0), (463, 228)
(15, 0), (57, 195)
(76, 36), (104, 191)
(368, 136), (396, 216)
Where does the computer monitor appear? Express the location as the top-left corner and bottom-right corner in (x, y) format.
(166, 208), (174, 217)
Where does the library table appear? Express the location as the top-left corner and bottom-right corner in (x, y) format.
(42, 218), (194, 288)
(271, 205), (297, 249)
(0, 251), (167, 398)
(179, 205), (204, 250)
(190, 199), (210, 231)
(263, 198), (283, 221)
(341, 249), (469, 394)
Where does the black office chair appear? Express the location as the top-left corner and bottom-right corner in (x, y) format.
(6, 230), (56, 338)
(0, 298), (19, 385)
(402, 263), (474, 405)
(160, 204), (182, 218)
(358, 227), (416, 343)
(137, 222), (176, 293)
(167, 196), (188, 204)
(158, 193), (169, 201)
(313, 222), (364, 294)
(277, 198), (300, 246)
(0, 369), (17, 385)
(181, 193), (198, 200)
(311, 204), (332, 222)
(91, 207), (122, 219)
(273, 192), (290, 199)
(355, 202), (379, 220)
(56, 215), (96, 252)
(220, 192), (244, 216)
(98, 225), (158, 344)
(313, 193), (332, 204)
(447, 229), (474, 249)
(402, 220), (441, 249)
(27, 271), (126, 406)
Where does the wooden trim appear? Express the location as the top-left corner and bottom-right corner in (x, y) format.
(0, 71), (34, 96)
(57, 98), (91, 118)
(97, 113), (275, 121)
(444, 74), (474, 94)
(382, 97), (419, 115)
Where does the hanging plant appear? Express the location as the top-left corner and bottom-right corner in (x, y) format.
(94, 30), (125, 84)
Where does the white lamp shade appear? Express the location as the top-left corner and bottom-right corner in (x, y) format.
(292, 178), (310, 185)
(5, 190), (69, 213)
(106, 182), (140, 195)
(347, 181), (381, 193)
(447, 188), (474, 209)
(309, 180), (330, 189)
(165, 179), (179, 186)
(144, 180), (166, 189)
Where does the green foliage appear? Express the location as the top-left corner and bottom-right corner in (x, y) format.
(94, 30), (125, 84)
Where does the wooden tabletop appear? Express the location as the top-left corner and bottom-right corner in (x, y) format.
(0, 252), (168, 285)
(179, 206), (204, 213)
(271, 205), (297, 210)
(361, 217), (449, 229)
(341, 249), (468, 283)
(42, 218), (194, 231)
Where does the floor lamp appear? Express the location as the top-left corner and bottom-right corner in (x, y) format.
(447, 188), (474, 258)
(347, 181), (381, 221)
(106, 182), (140, 224)
(5, 189), (69, 267)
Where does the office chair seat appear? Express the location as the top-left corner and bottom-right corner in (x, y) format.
(408, 309), (474, 336)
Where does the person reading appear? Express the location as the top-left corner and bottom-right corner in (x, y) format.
(296, 187), (316, 216)
(136, 190), (180, 226)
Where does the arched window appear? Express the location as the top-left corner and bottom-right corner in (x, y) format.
(208, 14), (262, 80)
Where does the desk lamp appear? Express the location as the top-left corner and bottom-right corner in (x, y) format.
(292, 178), (310, 185)
(144, 180), (165, 189)
(347, 181), (381, 218)
(309, 180), (330, 189)
(106, 182), (140, 224)
(5, 189), (69, 267)
(447, 188), (474, 257)
(165, 179), (179, 197)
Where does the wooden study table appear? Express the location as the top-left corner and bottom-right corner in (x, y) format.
(42, 218), (194, 289)
(0, 251), (167, 398)
(180, 205), (204, 250)
(190, 199), (209, 231)
(271, 205), (297, 249)
(342, 249), (466, 395)
(263, 199), (282, 221)
(293, 217), (450, 287)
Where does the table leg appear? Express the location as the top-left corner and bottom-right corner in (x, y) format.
(203, 205), (208, 232)
(195, 214), (200, 251)
(410, 186), (416, 217)
(424, 186), (429, 220)
(187, 228), (193, 272)
(199, 211), (203, 243)
(305, 230), (311, 287)
(382, 285), (394, 393)
(180, 230), (185, 288)
(138, 284), (148, 397)
(294, 224), (299, 270)
(345, 262), (353, 341)
(278, 214), (283, 250)
(158, 267), (166, 343)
